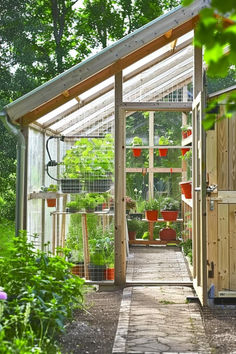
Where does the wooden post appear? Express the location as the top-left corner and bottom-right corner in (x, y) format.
(52, 213), (56, 254)
(82, 213), (90, 280)
(61, 194), (67, 248)
(149, 111), (154, 199)
(114, 71), (126, 286)
(182, 86), (188, 181)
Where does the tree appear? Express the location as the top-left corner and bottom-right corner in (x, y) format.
(183, 0), (236, 129)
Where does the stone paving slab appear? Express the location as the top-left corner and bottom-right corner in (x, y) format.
(113, 247), (211, 353)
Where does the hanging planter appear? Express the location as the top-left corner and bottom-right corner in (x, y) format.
(84, 178), (112, 193)
(158, 148), (168, 157)
(132, 148), (141, 157)
(179, 181), (192, 199)
(61, 179), (82, 193)
(181, 148), (190, 156)
(160, 227), (176, 241)
(47, 198), (56, 207)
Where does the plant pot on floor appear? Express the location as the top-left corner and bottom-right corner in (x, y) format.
(61, 179), (82, 193)
(128, 231), (137, 241)
(71, 262), (85, 277)
(105, 268), (114, 280)
(132, 148), (142, 157)
(179, 181), (192, 199)
(160, 228), (176, 241)
(88, 264), (106, 281)
(47, 199), (56, 207)
(145, 210), (158, 221)
(161, 210), (178, 221)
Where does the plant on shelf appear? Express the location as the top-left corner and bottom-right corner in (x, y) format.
(131, 136), (143, 157)
(158, 135), (173, 157)
(40, 184), (59, 207)
(127, 218), (141, 241)
(160, 197), (179, 221)
(66, 201), (80, 213)
(181, 125), (192, 139)
(144, 199), (160, 221)
(81, 193), (99, 212)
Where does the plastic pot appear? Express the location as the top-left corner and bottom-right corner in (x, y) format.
(160, 228), (176, 241)
(181, 148), (190, 156)
(145, 210), (158, 221)
(132, 148), (142, 157)
(47, 199), (56, 207)
(179, 181), (192, 199)
(161, 210), (178, 221)
(158, 148), (168, 157)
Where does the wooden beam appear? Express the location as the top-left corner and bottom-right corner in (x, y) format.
(149, 112), (154, 199)
(114, 72), (126, 286)
(126, 167), (182, 173)
(121, 101), (192, 112)
(16, 16), (199, 126)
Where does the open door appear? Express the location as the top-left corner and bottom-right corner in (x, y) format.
(192, 89), (207, 305)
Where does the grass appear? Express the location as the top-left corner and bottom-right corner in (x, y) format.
(0, 218), (15, 256)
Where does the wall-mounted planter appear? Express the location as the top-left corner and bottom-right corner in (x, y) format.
(161, 210), (178, 221)
(179, 181), (192, 199)
(47, 199), (56, 207)
(158, 148), (168, 157)
(61, 179), (82, 193)
(132, 148), (141, 157)
(145, 210), (158, 221)
(160, 227), (176, 241)
(181, 148), (190, 156)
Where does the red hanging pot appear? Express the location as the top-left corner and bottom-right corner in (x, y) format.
(145, 210), (158, 221)
(181, 148), (190, 156)
(132, 148), (141, 157)
(179, 181), (192, 199)
(161, 210), (178, 221)
(158, 148), (168, 157)
(47, 199), (56, 207)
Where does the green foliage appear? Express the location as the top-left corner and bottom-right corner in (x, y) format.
(127, 218), (142, 232)
(0, 232), (86, 351)
(132, 136), (143, 146)
(144, 199), (160, 210)
(160, 197), (179, 211)
(180, 238), (192, 264)
(0, 219), (15, 257)
(158, 135), (173, 146)
(89, 224), (114, 266)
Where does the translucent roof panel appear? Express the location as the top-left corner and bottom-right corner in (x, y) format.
(37, 98), (78, 125)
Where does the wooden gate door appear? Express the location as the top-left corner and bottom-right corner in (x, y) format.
(192, 90), (207, 305)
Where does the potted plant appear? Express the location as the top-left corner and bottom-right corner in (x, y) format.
(81, 193), (98, 213)
(181, 147), (190, 156)
(69, 250), (85, 277)
(131, 136), (143, 157)
(158, 135), (172, 157)
(41, 184), (58, 207)
(181, 125), (192, 139)
(160, 227), (177, 241)
(126, 196), (136, 214)
(66, 201), (80, 213)
(144, 199), (159, 221)
(127, 218), (141, 241)
(160, 197), (179, 221)
(89, 249), (106, 281)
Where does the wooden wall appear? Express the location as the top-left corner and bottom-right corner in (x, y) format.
(206, 105), (236, 295)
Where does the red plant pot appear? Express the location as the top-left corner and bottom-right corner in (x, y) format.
(132, 148), (141, 157)
(179, 181), (192, 199)
(187, 129), (192, 137)
(158, 148), (168, 157)
(161, 210), (178, 221)
(145, 210), (158, 221)
(128, 231), (137, 241)
(181, 148), (190, 156)
(47, 199), (56, 207)
(182, 131), (188, 139)
(106, 268), (114, 280)
(160, 228), (176, 241)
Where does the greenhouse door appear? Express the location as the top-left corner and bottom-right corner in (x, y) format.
(192, 90), (207, 305)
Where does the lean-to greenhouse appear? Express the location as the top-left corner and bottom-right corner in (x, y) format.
(2, 0), (236, 305)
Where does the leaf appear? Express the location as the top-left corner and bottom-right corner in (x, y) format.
(182, 0), (194, 6)
(204, 43), (224, 63)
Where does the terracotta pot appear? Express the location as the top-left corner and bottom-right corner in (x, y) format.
(182, 131), (188, 139)
(71, 263), (85, 277)
(132, 148), (141, 157)
(128, 231), (137, 241)
(161, 210), (178, 221)
(158, 148), (168, 157)
(106, 268), (114, 280)
(179, 181), (192, 199)
(160, 228), (176, 241)
(181, 148), (190, 156)
(47, 199), (56, 207)
(145, 210), (158, 221)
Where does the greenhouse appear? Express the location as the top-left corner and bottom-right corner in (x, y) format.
(2, 0), (236, 306)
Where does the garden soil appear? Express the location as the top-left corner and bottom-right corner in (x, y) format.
(60, 289), (236, 354)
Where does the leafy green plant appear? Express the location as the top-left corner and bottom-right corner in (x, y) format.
(180, 238), (192, 265)
(144, 199), (160, 211)
(158, 135), (172, 145)
(40, 184), (59, 192)
(142, 231), (149, 239)
(160, 197), (179, 211)
(132, 136), (143, 146)
(0, 232), (86, 351)
(89, 225), (114, 266)
(66, 200), (81, 211)
(127, 218), (141, 232)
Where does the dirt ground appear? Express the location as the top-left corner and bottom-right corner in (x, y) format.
(60, 289), (236, 354)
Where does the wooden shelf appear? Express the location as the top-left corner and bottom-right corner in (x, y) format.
(142, 218), (183, 222)
(182, 195), (192, 208)
(28, 192), (65, 200)
(182, 135), (192, 146)
(50, 210), (112, 216)
(129, 239), (181, 245)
